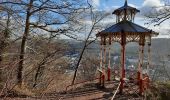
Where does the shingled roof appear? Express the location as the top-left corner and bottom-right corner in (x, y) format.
(96, 20), (158, 37)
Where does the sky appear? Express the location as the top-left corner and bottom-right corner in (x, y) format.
(91, 0), (164, 11)
(90, 0), (170, 38)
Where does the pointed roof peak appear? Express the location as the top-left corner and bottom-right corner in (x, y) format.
(113, 0), (140, 15)
(124, 0), (128, 6)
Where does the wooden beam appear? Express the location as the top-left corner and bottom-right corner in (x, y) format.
(119, 30), (126, 94)
(108, 44), (111, 81)
(99, 43), (103, 85)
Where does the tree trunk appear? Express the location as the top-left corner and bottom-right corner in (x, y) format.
(72, 43), (87, 85)
(72, 25), (95, 85)
(0, 51), (2, 82)
(17, 0), (33, 85)
(33, 61), (45, 88)
(0, 52), (2, 62)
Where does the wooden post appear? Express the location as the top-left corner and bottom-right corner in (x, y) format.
(100, 37), (106, 87)
(138, 34), (145, 95)
(137, 45), (141, 84)
(119, 30), (126, 94)
(120, 44), (125, 94)
(147, 43), (151, 75)
(108, 37), (112, 81)
(102, 44), (106, 87)
(108, 46), (111, 81)
(99, 43), (103, 85)
(139, 44), (144, 94)
(102, 74), (105, 87)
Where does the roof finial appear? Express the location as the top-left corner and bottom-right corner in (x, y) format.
(124, 0), (128, 6)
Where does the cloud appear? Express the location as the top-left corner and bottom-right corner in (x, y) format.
(139, 0), (165, 17)
(91, 0), (100, 7)
(142, 0), (163, 7)
(128, 3), (138, 8)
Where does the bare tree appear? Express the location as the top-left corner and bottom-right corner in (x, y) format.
(0, 9), (11, 63)
(0, 0), (87, 86)
(144, 0), (170, 82)
(145, 1), (170, 26)
(0, 7), (13, 86)
(31, 36), (67, 88)
(71, 1), (109, 85)
(78, 51), (99, 80)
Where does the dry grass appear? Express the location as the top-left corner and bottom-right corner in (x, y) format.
(42, 74), (73, 93)
(13, 82), (35, 96)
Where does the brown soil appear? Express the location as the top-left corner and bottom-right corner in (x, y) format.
(1, 80), (143, 100)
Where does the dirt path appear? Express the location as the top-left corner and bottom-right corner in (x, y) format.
(2, 80), (143, 100)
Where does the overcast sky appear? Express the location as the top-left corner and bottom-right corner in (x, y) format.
(90, 0), (170, 38)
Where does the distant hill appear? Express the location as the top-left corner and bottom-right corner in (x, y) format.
(65, 38), (170, 57)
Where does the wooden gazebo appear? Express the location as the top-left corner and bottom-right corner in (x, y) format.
(96, 0), (158, 94)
